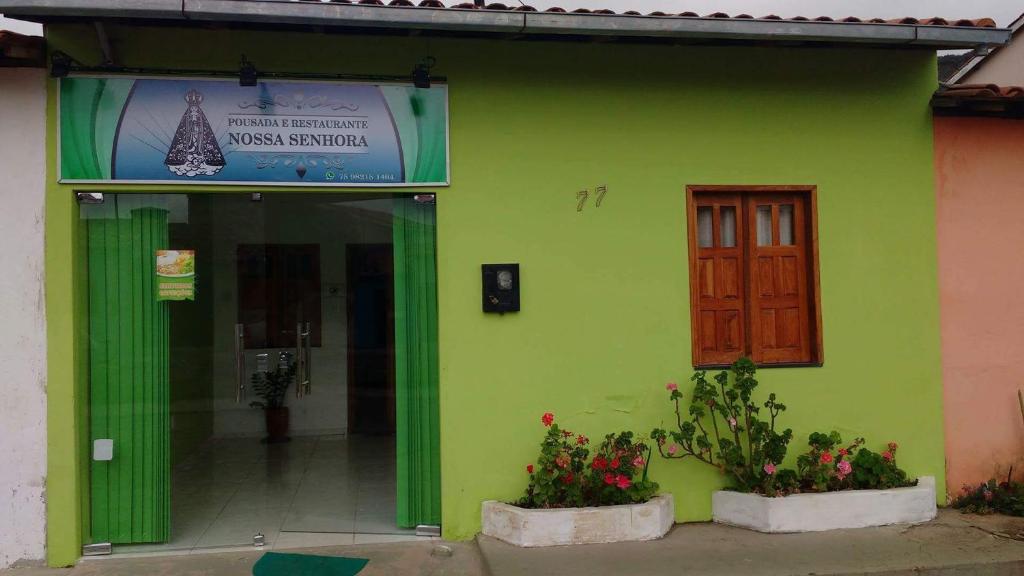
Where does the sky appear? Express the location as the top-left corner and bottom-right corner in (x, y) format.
(2, 0), (1022, 35)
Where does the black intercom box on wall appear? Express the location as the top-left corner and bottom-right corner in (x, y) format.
(482, 263), (520, 313)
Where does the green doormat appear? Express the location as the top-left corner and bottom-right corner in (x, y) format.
(252, 552), (369, 576)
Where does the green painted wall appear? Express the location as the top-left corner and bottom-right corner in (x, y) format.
(43, 23), (943, 563)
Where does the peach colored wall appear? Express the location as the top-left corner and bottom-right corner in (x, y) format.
(935, 117), (1024, 499)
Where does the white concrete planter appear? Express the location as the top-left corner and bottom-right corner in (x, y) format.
(481, 494), (674, 547)
(712, 476), (937, 533)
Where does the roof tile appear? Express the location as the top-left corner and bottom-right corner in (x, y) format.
(275, 2), (1002, 29)
(941, 84), (1024, 99)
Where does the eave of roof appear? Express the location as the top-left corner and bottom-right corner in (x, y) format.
(946, 12), (1024, 84)
(932, 84), (1024, 118)
(0, 0), (1011, 49)
(0, 30), (44, 67)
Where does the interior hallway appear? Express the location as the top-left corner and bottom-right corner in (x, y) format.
(117, 434), (420, 555)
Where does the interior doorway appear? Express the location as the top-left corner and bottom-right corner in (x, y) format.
(80, 193), (439, 554)
(347, 244), (395, 436)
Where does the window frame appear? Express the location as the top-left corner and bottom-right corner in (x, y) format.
(685, 185), (824, 369)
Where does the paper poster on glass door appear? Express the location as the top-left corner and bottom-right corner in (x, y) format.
(156, 250), (195, 301)
(59, 77), (449, 186)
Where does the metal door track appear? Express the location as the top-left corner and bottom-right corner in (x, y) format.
(82, 542), (112, 556)
(416, 525), (441, 537)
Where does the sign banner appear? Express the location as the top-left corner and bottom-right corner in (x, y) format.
(60, 77), (448, 186)
(156, 250), (195, 301)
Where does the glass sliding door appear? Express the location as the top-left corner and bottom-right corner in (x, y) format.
(83, 195), (172, 544)
(393, 197), (440, 528)
(81, 193), (440, 551)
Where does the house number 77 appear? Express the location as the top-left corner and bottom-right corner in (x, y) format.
(576, 185), (608, 212)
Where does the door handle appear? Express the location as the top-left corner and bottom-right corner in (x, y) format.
(295, 321), (312, 397)
(302, 321), (312, 396)
(295, 322), (304, 398)
(235, 323), (246, 404)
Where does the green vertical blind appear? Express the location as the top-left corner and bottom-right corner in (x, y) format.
(393, 198), (441, 528)
(86, 197), (170, 544)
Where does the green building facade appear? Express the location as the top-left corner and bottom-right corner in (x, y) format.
(7, 6), (1007, 566)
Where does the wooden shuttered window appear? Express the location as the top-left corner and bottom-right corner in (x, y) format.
(687, 186), (822, 368)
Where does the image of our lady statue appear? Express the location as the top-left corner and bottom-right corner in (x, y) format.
(164, 89), (226, 177)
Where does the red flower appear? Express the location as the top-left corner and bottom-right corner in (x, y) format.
(542, 412), (554, 427)
(604, 473), (615, 485)
(562, 472), (574, 485)
(838, 448), (848, 457)
(562, 430), (573, 438)
(882, 451), (893, 462)
(819, 452), (834, 464)
(887, 442), (899, 452)
(527, 464), (534, 474)
(591, 456), (608, 471)
(577, 435), (589, 446)
(615, 474), (632, 489)
(610, 457), (621, 470)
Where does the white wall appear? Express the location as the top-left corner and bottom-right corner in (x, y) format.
(963, 36), (1024, 86)
(0, 67), (47, 569)
(208, 196), (393, 438)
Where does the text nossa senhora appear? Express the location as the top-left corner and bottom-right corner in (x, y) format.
(228, 132), (369, 148)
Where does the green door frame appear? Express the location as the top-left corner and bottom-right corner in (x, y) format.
(44, 85), (443, 564)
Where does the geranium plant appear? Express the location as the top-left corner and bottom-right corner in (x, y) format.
(953, 471), (1024, 516)
(650, 358), (916, 496)
(650, 358), (793, 494)
(795, 432), (914, 492)
(517, 412), (659, 509)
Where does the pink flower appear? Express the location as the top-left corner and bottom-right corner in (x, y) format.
(527, 464), (534, 474)
(604, 473), (615, 485)
(820, 452), (834, 464)
(836, 460), (852, 479)
(555, 454), (570, 469)
(728, 417), (737, 431)
(577, 435), (589, 446)
(632, 455), (645, 468)
(666, 382), (678, 392)
(882, 451), (894, 462)
(668, 444), (679, 455)
(615, 474), (632, 489)
(763, 462), (776, 475)
(542, 412), (554, 427)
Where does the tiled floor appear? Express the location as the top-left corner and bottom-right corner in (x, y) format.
(115, 434), (425, 555)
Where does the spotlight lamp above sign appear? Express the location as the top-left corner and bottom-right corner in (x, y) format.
(482, 264), (520, 314)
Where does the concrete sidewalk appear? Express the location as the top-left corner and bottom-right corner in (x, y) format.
(479, 510), (1024, 576)
(1, 540), (486, 576)
(4, 510), (1024, 576)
